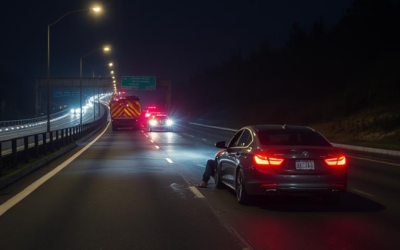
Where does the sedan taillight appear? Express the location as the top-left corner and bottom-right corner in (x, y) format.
(253, 154), (284, 166)
(324, 155), (346, 166)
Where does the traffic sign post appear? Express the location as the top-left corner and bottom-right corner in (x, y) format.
(121, 76), (156, 90)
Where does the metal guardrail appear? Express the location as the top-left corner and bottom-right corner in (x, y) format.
(0, 109), (70, 128)
(0, 109), (108, 177)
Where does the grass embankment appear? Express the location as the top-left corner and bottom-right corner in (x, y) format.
(311, 108), (400, 150)
(195, 107), (400, 151)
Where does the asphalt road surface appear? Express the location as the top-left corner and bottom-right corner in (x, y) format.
(0, 122), (399, 250)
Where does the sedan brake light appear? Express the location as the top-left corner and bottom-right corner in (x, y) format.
(324, 155), (346, 166)
(253, 154), (284, 166)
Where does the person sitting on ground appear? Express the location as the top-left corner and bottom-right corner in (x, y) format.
(196, 159), (215, 188)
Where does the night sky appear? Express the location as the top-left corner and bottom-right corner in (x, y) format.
(1, 0), (352, 89)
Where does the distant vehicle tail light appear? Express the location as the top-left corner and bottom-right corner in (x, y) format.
(253, 154), (284, 166)
(324, 155), (347, 166)
(149, 119), (157, 126)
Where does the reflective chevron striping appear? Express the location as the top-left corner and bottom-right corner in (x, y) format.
(111, 100), (141, 119)
(128, 101), (140, 116)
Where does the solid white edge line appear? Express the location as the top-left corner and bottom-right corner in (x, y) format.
(189, 186), (205, 198)
(351, 188), (376, 198)
(166, 158), (173, 164)
(202, 139), (207, 141)
(0, 122), (111, 217)
(348, 155), (400, 167)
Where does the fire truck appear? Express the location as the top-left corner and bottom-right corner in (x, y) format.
(110, 95), (141, 131)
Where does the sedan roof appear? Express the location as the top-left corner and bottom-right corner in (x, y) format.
(251, 125), (315, 132)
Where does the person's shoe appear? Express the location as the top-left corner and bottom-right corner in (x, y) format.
(196, 181), (207, 188)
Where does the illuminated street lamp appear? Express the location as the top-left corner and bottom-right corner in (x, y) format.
(112, 76), (115, 79)
(46, 6), (103, 132)
(80, 46), (111, 125)
(110, 70), (114, 74)
(93, 6), (102, 12)
(108, 62), (113, 67)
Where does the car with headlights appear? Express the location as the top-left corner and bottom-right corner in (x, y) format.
(70, 107), (86, 116)
(139, 105), (167, 128)
(214, 125), (347, 205)
(148, 115), (174, 132)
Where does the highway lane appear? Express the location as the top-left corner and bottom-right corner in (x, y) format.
(0, 95), (110, 142)
(0, 106), (103, 141)
(0, 123), (246, 250)
(0, 122), (399, 249)
(0, 104), (108, 154)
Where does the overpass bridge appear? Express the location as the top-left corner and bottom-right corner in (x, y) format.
(34, 77), (114, 116)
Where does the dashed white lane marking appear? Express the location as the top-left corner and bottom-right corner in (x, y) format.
(351, 188), (376, 198)
(348, 155), (400, 167)
(150, 140), (154, 143)
(155, 145), (160, 149)
(189, 186), (205, 198)
(186, 134), (195, 137)
(202, 139), (207, 141)
(166, 158), (174, 164)
(145, 135), (148, 137)
(0, 122), (111, 217)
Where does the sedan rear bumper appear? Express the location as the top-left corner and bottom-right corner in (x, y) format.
(149, 125), (173, 131)
(258, 186), (346, 197)
(244, 168), (347, 196)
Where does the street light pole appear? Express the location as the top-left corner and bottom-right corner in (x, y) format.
(79, 47), (110, 126)
(46, 8), (101, 133)
(98, 75), (101, 121)
(80, 57), (83, 126)
(47, 24), (51, 133)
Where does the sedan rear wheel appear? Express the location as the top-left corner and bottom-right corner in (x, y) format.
(236, 169), (251, 205)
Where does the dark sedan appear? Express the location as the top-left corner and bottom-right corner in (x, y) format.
(214, 125), (347, 205)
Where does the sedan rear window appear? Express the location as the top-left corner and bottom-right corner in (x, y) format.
(258, 130), (331, 147)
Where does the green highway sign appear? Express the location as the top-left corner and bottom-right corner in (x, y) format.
(121, 76), (156, 90)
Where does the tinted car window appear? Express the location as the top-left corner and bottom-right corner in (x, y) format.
(228, 130), (244, 147)
(237, 129), (252, 147)
(258, 130), (331, 147)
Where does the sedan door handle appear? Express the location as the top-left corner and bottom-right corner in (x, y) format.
(235, 152), (241, 157)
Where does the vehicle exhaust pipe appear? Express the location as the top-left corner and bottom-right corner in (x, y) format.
(264, 189), (278, 196)
(332, 189), (343, 195)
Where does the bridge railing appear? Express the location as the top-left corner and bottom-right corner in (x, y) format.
(0, 108), (108, 180)
(0, 109), (71, 129)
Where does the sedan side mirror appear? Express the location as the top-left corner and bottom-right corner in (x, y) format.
(215, 141), (227, 149)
